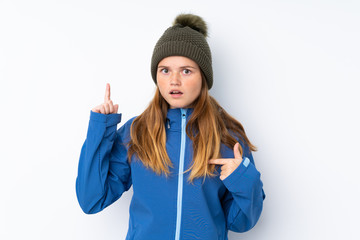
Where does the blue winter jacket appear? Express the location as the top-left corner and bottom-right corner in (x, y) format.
(76, 108), (265, 240)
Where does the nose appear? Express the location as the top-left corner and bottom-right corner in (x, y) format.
(170, 72), (181, 86)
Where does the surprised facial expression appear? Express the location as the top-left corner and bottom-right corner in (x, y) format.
(157, 56), (202, 109)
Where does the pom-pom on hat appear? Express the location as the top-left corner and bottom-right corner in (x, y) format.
(151, 14), (213, 89)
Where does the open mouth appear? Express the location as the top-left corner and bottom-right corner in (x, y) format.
(170, 91), (183, 95)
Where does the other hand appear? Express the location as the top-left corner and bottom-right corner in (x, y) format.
(92, 83), (119, 114)
(208, 142), (243, 181)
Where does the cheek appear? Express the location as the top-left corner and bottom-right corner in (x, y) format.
(156, 78), (168, 99)
(189, 77), (202, 97)
(156, 76), (166, 91)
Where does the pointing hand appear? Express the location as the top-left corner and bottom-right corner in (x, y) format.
(208, 142), (243, 181)
(92, 83), (119, 114)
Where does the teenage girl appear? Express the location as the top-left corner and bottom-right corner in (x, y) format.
(76, 13), (265, 240)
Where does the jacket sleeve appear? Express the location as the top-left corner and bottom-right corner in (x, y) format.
(220, 143), (265, 233)
(75, 110), (133, 214)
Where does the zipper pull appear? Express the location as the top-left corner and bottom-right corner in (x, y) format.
(181, 108), (187, 119)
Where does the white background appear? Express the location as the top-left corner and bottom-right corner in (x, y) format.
(1, 0), (359, 239)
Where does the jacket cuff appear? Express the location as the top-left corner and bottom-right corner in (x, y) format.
(90, 110), (122, 127)
(222, 157), (254, 192)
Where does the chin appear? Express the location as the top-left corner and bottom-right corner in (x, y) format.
(169, 103), (187, 109)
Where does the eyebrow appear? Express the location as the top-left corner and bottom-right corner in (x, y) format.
(157, 65), (197, 69)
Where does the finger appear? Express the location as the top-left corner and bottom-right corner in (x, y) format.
(233, 142), (242, 159)
(92, 105), (101, 113)
(108, 100), (114, 113)
(100, 105), (106, 114)
(208, 159), (228, 165)
(114, 104), (119, 113)
(103, 103), (110, 114)
(104, 83), (111, 102)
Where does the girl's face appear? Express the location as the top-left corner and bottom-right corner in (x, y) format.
(157, 56), (202, 109)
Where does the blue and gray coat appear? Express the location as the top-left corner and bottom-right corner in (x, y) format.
(76, 108), (265, 240)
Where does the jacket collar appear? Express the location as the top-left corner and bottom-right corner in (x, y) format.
(166, 108), (194, 130)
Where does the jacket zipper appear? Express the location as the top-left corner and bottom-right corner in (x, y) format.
(175, 108), (187, 240)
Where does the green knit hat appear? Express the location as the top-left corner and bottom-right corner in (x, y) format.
(151, 14), (213, 89)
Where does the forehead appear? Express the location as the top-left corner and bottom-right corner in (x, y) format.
(158, 56), (198, 67)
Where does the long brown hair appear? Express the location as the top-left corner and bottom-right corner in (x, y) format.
(128, 77), (256, 183)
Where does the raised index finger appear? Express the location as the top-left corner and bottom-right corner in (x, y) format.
(104, 83), (111, 102)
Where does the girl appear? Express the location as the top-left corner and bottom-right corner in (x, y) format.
(76, 14), (265, 240)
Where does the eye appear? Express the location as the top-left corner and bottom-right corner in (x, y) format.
(160, 68), (169, 74)
(182, 69), (191, 75)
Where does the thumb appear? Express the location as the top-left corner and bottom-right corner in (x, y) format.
(233, 142), (242, 159)
(114, 104), (119, 113)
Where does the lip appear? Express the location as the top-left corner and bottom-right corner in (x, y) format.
(169, 89), (183, 98)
